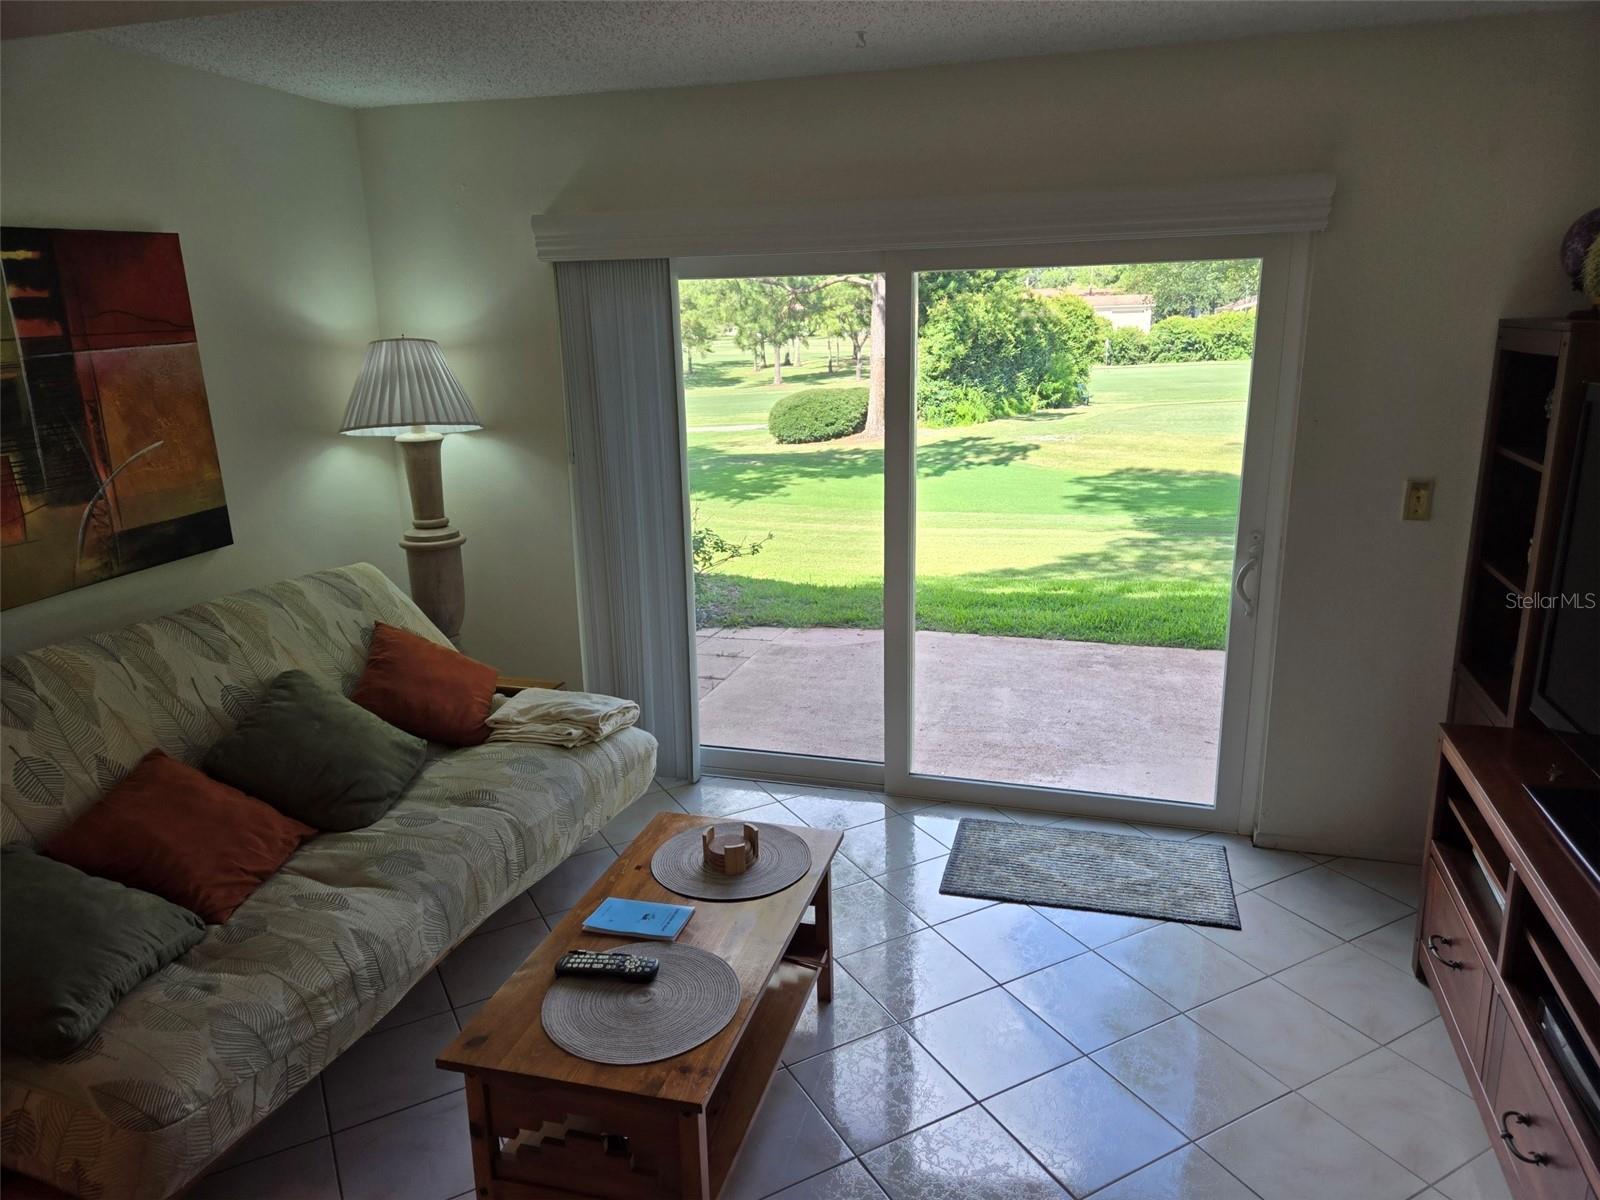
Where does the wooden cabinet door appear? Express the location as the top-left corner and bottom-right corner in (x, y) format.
(1422, 858), (1492, 1071)
(1489, 999), (1595, 1200)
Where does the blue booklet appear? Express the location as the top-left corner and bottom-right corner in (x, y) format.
(581, 897), (694, 941)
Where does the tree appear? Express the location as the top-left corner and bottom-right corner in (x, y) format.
(691, 273), (888, 435)
(1040, 294), (1107, 406)
(747, 277), (836, 385)
(1122, 259), (1258, 319)
(677, 282), (717, 375)
(694, 277), (821, 385)
(801, 274), (887, 437)
(918, 269), (1016, 323)
(1025, 264), (1127, 291)
(818, 280), (872, 381)
(917, 276), (1094, 425)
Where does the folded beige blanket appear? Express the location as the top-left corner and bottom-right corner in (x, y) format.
(485, 687), (640, 747)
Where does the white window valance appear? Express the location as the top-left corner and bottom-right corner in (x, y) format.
(529, 173), (1335, 262)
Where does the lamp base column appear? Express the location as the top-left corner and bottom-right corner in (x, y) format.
(398, 431), (467, 641)
(401, 532), (466, 641)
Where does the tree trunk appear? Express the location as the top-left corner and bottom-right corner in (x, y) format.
(771, 343), (784, 386)
(863, 273), (887, 439)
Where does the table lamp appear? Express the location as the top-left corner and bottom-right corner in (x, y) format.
(340, 337), (481, 640)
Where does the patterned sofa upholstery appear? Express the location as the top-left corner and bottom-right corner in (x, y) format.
(0, 564), (657, 1199)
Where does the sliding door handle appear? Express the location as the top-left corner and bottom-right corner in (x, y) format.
(1234, 531), (1263, 619)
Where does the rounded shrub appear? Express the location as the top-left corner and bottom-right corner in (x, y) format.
(1148, 315), (1212, 362)
(1105, 325), (1151, 365)
(768, 387), (869, 444)
(1203, 311), (1255, 359)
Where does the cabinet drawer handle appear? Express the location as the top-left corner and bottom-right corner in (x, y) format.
(1426, 934), (1464, 970)
(1499, 1111), (1550, 1166)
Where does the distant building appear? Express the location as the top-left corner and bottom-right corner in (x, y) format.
(1032, 287), (1155, 332)
(1218, 294), (1259, 313)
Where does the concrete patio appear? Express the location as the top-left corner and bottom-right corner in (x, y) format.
(696, 627), (1226, 804)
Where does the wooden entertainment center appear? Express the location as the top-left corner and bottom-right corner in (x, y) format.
(1421, 319), (1599, 1199)
(1422, 728), (1599, 1198)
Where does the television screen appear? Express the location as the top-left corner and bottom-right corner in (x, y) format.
(1531, 383), (1600, 768)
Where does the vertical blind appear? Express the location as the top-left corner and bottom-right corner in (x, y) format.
(554, 258), (698, 781)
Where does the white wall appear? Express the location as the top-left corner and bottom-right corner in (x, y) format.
(0, 37), (404, 656)
(0, 15), (1593, 857)
(354, 10), (1599, 858)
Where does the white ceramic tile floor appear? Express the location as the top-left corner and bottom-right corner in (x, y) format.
(1193, 832), (1318, 894)
(1434, 1150), (1516, 1200)
(933, 902), (1086, 982)
(1092, 1016), (1287, 1138)
(830, 878), (927, 956)
(1299, 1049), (1488, 1181)
(1091, 1144), (1259, 1200)
(1006, 950), (1177, 1052)
(1199, 1093), (1427, 1200)
(986, 1058), (1187, 1195)
(860, 1105), (1067, 1199)
(1256, 865), (1413, 940)
(203, 777), (1510, 1200)
(1389, 1016), (1473, 1094)
(903, 987), (1079, 1098)
(837, 927), (994, 1020)
(1192, 891), (1340, 974)
(1353, 914), (1421, 973)
(1099, 923), (1263, 1009)
(838, 815), (950, 877)
(876, 855), (996, 925)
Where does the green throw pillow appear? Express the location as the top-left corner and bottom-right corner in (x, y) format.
(1, 845), (206, 1058)
(203, 669), (426, 832)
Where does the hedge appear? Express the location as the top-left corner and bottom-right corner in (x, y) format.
(768, 387), (869, 443)
(1106, 325), (1150, 365)
(1104, 310), (1255, 365)
(1148, 316), (1211, 362)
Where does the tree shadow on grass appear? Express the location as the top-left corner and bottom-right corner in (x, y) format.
(1008, 408), (1089, 424)
(696, 557), (1231, 648)
(690, 435), (1042, 503)
(693, 465), (1244, 647)
(980, 535), (1235, 583)
(1064, 468), (1241, 538)
(684, 361), (744, 389)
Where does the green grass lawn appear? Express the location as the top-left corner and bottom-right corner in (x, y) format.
(686, 337), (1248, 649)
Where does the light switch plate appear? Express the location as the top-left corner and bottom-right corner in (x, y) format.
(1403, 478), (1434, 521)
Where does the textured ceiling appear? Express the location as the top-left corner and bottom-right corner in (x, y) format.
(92, 0), (1558, 109)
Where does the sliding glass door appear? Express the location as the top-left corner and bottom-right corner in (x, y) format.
(676, 234), (1305, 828)
(678, 271), (885, 773)
(909, 259), (1259, 807)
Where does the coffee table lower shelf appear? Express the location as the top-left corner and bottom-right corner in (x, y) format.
(463, 956), (824, 1200)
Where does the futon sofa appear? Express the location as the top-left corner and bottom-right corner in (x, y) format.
(0, 564), (657, 1199)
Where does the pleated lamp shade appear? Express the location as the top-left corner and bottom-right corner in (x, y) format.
(339, 338), (483, 436)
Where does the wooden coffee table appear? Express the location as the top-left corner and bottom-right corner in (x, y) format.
(438, 811), (842, 1200)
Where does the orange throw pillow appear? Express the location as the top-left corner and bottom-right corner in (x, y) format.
(44, 750), (315, 924)
(351, 622), (498, 746)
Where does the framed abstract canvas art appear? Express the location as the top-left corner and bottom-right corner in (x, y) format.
(1, 227), (232, 609)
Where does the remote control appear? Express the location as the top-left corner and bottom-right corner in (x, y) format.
(554, 950), (660, 983)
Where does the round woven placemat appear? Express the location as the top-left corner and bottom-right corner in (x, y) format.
(540, 942), (739, 1064)
(650, 822), (812, 901)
